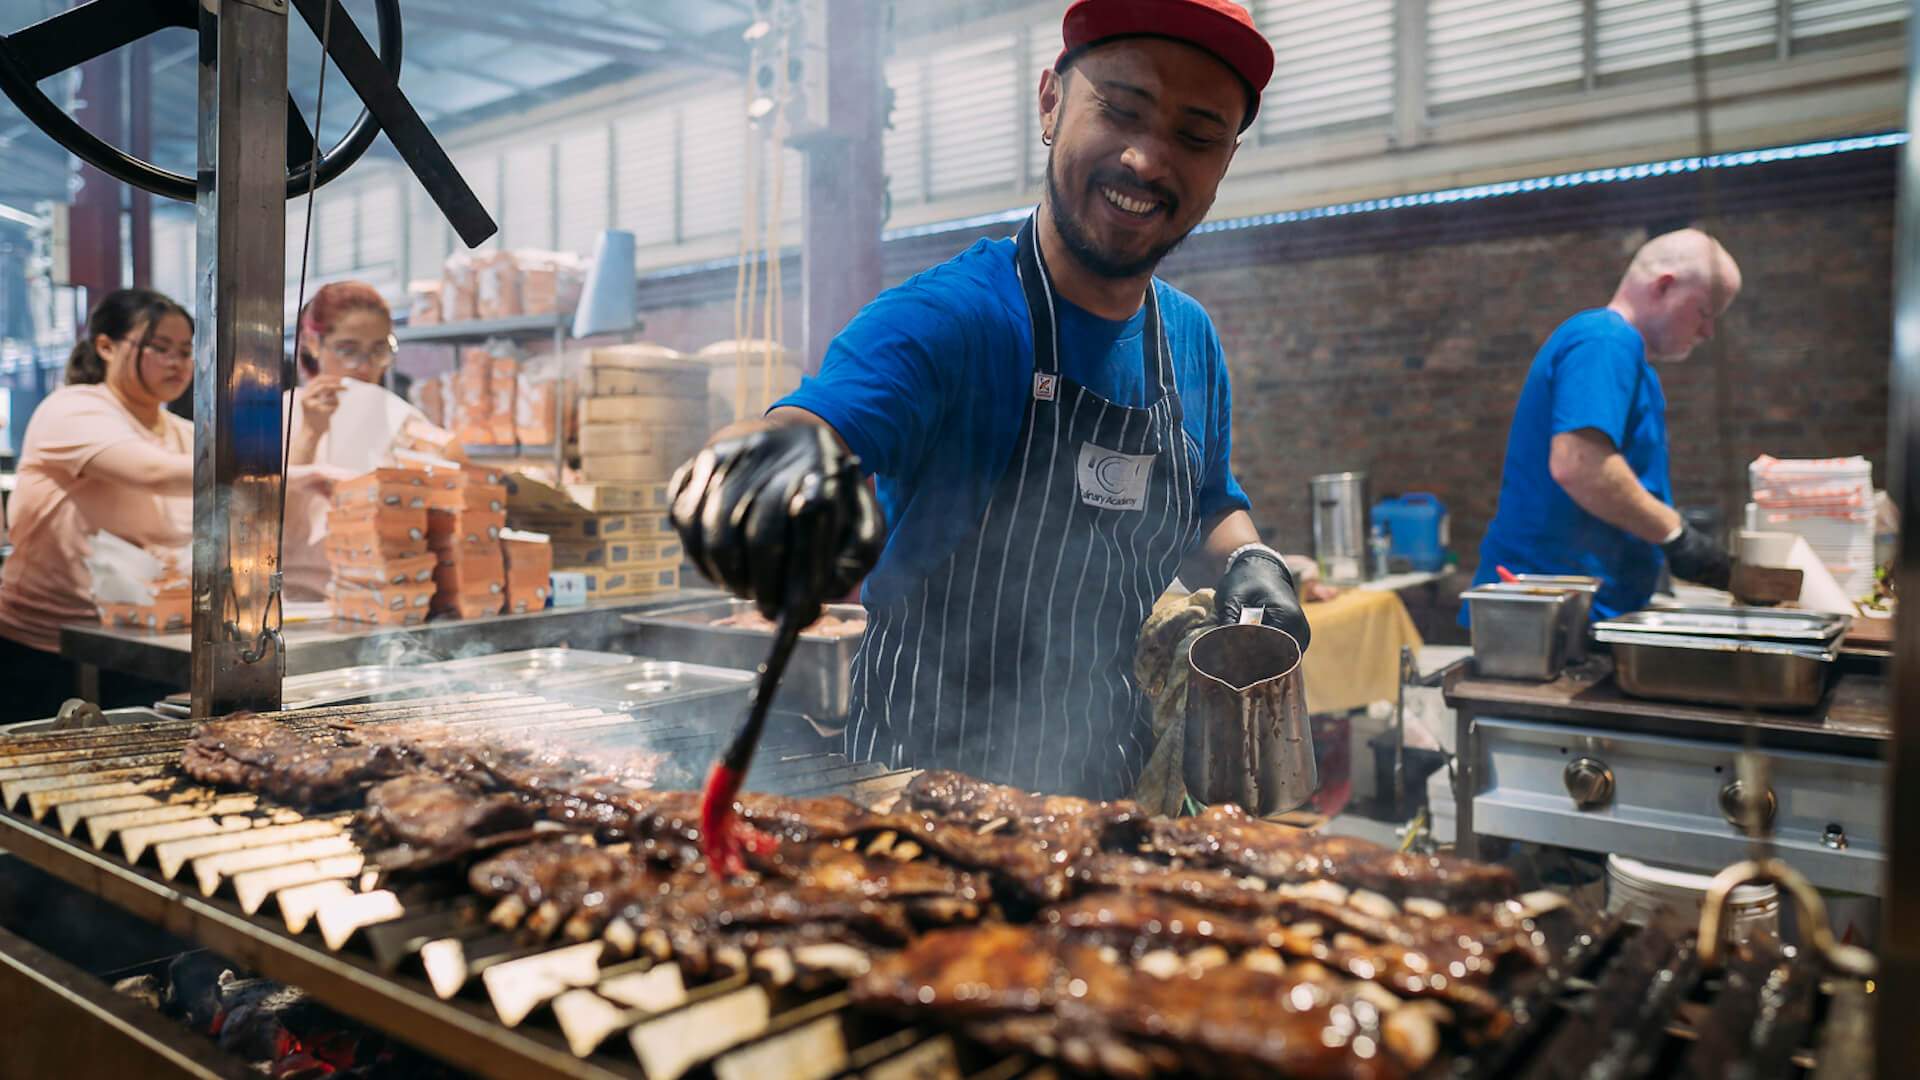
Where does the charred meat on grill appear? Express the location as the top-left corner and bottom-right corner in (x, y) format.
(356, 775), (535, 869)
(1040, 892), (1510, 1021)
(1149, 803), (1518, 904)
(853, 923), (1424, 1080)
(180, 716), (413, 807)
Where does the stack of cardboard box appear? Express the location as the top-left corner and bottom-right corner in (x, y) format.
(422, 461), (509, 619)
(575, 346), (711, 485)
(327, 469), (435, 625)
(506, 475), (681, 600)
(98, 569), (191, 632)
(500, 528), (554, 613)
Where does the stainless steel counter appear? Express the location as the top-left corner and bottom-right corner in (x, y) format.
(59, 589), (726, 692)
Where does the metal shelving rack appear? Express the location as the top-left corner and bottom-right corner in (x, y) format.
(393, 311), (573, 478)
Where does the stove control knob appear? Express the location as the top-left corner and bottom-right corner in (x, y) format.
(1563, 757), (1614, 810)
(1719, 780), (1777, 832)
(1823, 824), (1849, 850)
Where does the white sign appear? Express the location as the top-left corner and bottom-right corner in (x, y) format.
(1076, 443), (1155, 512)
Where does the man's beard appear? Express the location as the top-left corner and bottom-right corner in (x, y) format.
(1045, 150), (1193, 280)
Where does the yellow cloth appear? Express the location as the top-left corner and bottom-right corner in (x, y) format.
(1298, 589), (1424, 715)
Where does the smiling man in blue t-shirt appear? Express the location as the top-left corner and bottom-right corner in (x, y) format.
(670, 0), (1310, 799)
(1472, 229), (1742, 622)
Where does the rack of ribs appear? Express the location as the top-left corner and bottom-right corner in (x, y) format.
(852, 922), (1428, 1079)
(1147, 803), (1518, 905)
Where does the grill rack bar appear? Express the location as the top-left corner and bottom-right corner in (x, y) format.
(2, 699), (1856, 1080)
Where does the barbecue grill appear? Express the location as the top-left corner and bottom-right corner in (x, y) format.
(0, 697), (1880, 1079)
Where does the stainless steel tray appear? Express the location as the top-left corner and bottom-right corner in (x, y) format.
(428, 647), (637, 692)
(621, 599), (867, 720)
(1482, 578), (1601, 663)
(1596, 629), (1837, 710)
(1594, 607), (1850, 643)
(538, 660), (755, 711)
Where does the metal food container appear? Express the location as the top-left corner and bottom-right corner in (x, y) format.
(621, 599), (867, 721)
(1464, 586), (1572, 680)
(1594, 607), (1850, 643)
(539, 659), (755, 712)
(1501, 576), (1603, 662)
(429, 647), (638, 691)
(1595, 629), (1838, 710)
(1310, 472), (1369, 582)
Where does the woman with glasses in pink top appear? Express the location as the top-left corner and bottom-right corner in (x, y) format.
(0, 289), (328, 718)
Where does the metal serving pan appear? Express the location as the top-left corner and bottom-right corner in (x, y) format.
(537, 659), (754, 711)
(1464, 586), (1572, 680)
(427, 647), (637, 692)
(621, 598), (867, 721)
(1595, 628), (1837, 711)
(1487, 577), (1602, 662)
(1594, 607), (1850, 644)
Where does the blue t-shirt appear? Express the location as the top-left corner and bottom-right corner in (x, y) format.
(1470, 309), (1673, 620)
(776, 235), (1250, 603)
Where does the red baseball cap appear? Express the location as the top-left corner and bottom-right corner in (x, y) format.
(1057, 0), (1275, 131)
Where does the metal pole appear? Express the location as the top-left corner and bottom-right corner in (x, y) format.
(1877, 0), (1920, 1069)
(801, 0), (884, 374)
(190, 0), (288, 716)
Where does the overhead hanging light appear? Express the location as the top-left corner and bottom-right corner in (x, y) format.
(571, 229), (637, 340)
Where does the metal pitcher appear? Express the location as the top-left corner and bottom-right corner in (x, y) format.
(1182, 607), (1317, 815)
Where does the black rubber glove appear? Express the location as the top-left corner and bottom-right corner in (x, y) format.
(1662, 521), (1732, 591)
(670, 424), (885, 619)
(1214, 548), (1312, 652)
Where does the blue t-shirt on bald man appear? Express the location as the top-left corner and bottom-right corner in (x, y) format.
(1471, 308), (1673, 621)
(775, 235), (1251, 605)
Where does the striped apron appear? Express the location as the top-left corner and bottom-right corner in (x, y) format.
(845, 214), (1201, 799)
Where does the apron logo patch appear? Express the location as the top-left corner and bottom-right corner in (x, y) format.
(1033, 373), (1058, 401)
(1077, 443), (1155, 511)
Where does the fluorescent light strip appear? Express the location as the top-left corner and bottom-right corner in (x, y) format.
(647, 132), (1909, 280)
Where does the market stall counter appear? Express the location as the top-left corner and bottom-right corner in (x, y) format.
(59, 589), (725, 701)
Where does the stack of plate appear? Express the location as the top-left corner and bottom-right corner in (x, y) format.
(1747, 455), (1876, 601)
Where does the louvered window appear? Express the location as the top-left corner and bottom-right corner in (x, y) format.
(557, 127), (611, 257)
(503, 143), (555, 251)
(151, 217), (193, 307)
(1791, 0), (1908, 41)
(1596, 0), (1779, 78)
(679, 90), (747, 241)
(1429, 0), (1586, 109)
(318, 195), (356, 274)
(884, 56), (926, 208)
(613, 109), (676, 247)
(927, 36), (1020, 198)
(406, 185), (447, 282)
(1026, 20), (1054, 191)
(357, 180), (399, 278)
(1255, 0), (1395, 137)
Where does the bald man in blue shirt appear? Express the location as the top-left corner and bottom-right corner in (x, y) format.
(1472, 229), (1742, 621)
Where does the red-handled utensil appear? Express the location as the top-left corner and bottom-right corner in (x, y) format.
(699, 603), (817, 876)
(1496, 565), (1518, 583)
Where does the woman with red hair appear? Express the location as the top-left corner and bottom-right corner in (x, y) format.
(284, 282), (461, 600)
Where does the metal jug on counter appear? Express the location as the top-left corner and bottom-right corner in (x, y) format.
(1183, 607), (1316, 814)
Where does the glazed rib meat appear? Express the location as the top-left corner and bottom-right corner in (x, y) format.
(1149, 803), (1518, 904)
(1071, 853), (1551, 972)
(356, 775), (534, 869)
(1040, 892), (1508, 1020)
(852, 924), (1421, 1080)
(180, 716), (412, 807)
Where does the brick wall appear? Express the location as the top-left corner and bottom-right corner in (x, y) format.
(1170, 199), (1893, 566)
(633, 152), (1895, 575)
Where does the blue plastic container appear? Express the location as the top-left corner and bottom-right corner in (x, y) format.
(1371, 493), (1450, 572)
